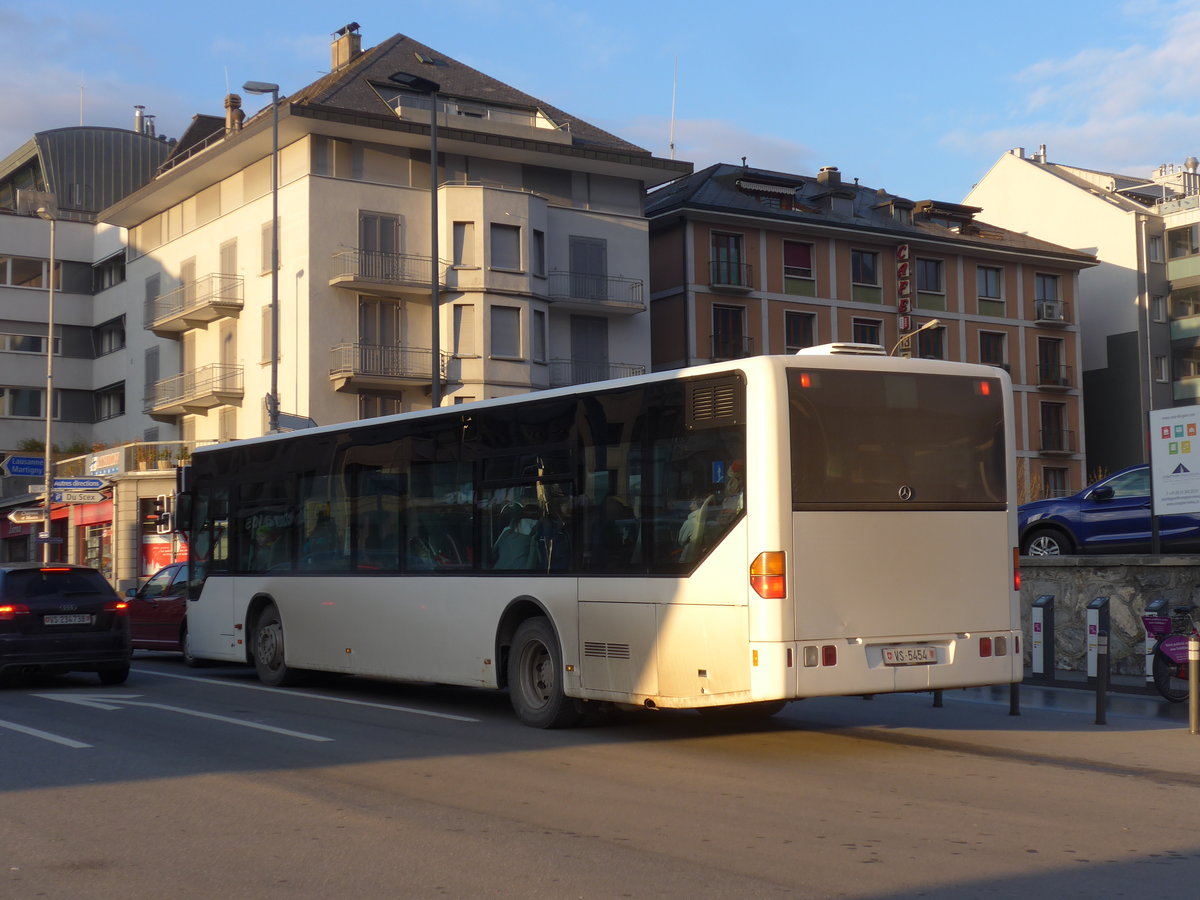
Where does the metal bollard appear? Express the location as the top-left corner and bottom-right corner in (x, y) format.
(932, 690), (943, 708)
(1190, 636), (1199, 736)
(1010, 682), (1020, 717)
(1094, 631), (1108, 726)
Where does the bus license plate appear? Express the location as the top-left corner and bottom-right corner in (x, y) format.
(44, 614), (92, 625)
(882, 646), (937, 666)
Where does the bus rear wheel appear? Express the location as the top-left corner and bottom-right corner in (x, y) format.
(254, 603), (302, 687)
(508, 617), (582, 729)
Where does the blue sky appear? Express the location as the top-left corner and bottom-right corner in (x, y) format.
(4, 0), (1200, 205)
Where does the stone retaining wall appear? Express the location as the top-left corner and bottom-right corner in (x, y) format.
(1020, 556), (1200, 676)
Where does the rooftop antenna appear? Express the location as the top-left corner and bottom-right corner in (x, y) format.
(79, 82), (84, 125)
(668, 56), (677, 160)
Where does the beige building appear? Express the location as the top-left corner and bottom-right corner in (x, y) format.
(647, 163), (1097, 501)
(101, 25), (690, 443)
(966, 146), (1200, 475)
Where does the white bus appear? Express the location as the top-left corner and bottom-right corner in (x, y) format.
(178, 348), (1021, 727)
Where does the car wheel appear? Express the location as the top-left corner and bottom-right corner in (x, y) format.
(1022, 528), (1071, 556)
(98, 664), (130, 686)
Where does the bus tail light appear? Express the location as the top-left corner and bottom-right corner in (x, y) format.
(822, 644), (837, 667)
(979, 636), (993, 657)
(750, 551), (786, 599)
(1013, 548), (1020, 592)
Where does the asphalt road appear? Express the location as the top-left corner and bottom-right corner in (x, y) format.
(2, 654), (1198, 899)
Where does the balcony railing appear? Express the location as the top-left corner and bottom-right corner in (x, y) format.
(149, 364), (244, 416)
(1038, 428), (1076, 454)
(546, 271), (644, 312)
(1037, 363), (1073, 389)
(548, 359), (645, 388)
(329, 249), (437, 295)
(329, 342), (449, 391)
(145, 273), (243, 335)
(711, 334), (754, 360)
(53, 440), (216, 478)
(709, 260), (754, 290)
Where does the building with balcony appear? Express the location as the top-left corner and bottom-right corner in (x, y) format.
(98, 24), (690, 442)
(965, 146), (1200, 475)
(647, 162), (1096, 501)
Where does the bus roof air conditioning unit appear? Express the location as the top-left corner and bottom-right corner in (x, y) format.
(796, 342), (886, 356)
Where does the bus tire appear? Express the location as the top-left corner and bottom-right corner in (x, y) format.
(697, 699), (788, 720)
(508, 617), (582, 729)
(253, 603), (302, 687)
(181, 623), (202, 668)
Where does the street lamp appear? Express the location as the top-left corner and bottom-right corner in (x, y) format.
(243, 80), (281, 432)
(389, 71), (442, 407)
(36, 201), (57, 562)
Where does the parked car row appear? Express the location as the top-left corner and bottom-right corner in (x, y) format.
(1018, 464), (1200, 556)
(0, 560), (196, 686)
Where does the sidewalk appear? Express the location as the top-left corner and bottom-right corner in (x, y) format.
(787, 674), (1200, 782)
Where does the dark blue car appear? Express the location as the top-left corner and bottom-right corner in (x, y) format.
(1019, 464), (1200, 555)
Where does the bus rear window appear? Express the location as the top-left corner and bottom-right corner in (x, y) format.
(789, 369), (1006, 510)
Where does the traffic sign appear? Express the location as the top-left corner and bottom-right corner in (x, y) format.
(52, 477), (108, 491)
(7, 508), (44, 525)
(2, 455), (45, 478)
(55, 491), (106, 504)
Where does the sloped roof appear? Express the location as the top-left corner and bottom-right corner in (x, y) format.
(648, 163), (1097, 265)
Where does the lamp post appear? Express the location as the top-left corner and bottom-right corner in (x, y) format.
(36, 202), (57, 562)
(243, 80), (281, 431)
(389, 71), (442, 407)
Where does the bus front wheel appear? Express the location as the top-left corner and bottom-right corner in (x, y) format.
(254, 603), (302, 687)
(508, 617), (582, 729)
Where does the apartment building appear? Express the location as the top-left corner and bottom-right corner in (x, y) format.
(100, 25), (690, 444)
(647, 162), (1096, 501)
(966, 147), (1200, 476)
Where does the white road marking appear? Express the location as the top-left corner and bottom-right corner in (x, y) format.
(134, 667), (481, 722)
(0, 717), (92, 749)
(33, 693), (334, 742)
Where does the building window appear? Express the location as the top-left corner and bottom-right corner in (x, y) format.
(93, 317), (126, 356)
(712, 305), (748, 358)
(917, 325), (946, 359)
(1042, 467), (1069, 498)
(851, 249), (879, 285)
(532, 309), (547, 363)
(710, 232), (747, 286)
(1155, 355), (1170, 383)
(1039, 402), (1069, 452)
(452, 222), (476, 267)
(219, 407), (236, 442)
(0, 387), (54, 419)
(491, 305), (521, 358)
(783, 241), (814, 296)
(453, 304), (475, 356)
(1152, 295), (1167, 323)
(92, 252), (126, 292)
(1168, 224), (1200, 259)
(260, 219), (280, 274)
(95, 382), (125, 421)
(916, 259), (943, 294)
(1148, 234), (1164, 263)
(532, 230), (546, 278)
(0, 333), (58, 355)
(977, 267), (1002, 298)
(490, 223), (521, 270)
(1035, 273), (1060, 303)
(784, 311), (815, 353)
(1038, 337), (1066, 386)
(979, 331), (1007, 369)
(359, 394), (401, 420)
(851, 317), (881, 346)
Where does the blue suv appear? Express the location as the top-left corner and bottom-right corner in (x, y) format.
(1019, 464), (1200, 555)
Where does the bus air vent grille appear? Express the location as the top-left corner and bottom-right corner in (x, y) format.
(584, 641), (631, 659)
(686, 376), (745, 430)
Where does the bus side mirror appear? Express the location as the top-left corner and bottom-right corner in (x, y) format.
(174, 492), (193, 536)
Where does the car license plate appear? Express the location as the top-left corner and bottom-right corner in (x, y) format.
(882, 646), (937, 666)
(44, 614), (92, 625)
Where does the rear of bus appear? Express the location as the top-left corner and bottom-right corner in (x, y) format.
(778, 351), (1020, 698)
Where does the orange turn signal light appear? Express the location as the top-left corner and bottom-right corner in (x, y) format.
(750, 551), (786, 599)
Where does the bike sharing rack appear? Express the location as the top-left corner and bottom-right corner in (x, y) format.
(1031, 595), (1055, 679)
(1087, 597), (1110, 725)
(1143, 596), (1200, 735)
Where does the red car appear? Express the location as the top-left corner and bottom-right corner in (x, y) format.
(125, 563), (200, 666)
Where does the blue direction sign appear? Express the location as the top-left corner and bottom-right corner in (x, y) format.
(52, 477), (108, 491)
(2, 455), (45, 478)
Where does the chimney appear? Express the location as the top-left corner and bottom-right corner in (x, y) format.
(1035, 144), (1047, 163)
(145, 115), (156, 138)
(331, 22), (362, 70)
(225, 93), (245, 134)
(817, 166), (841, 187)
(134, 105), (146, 135)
